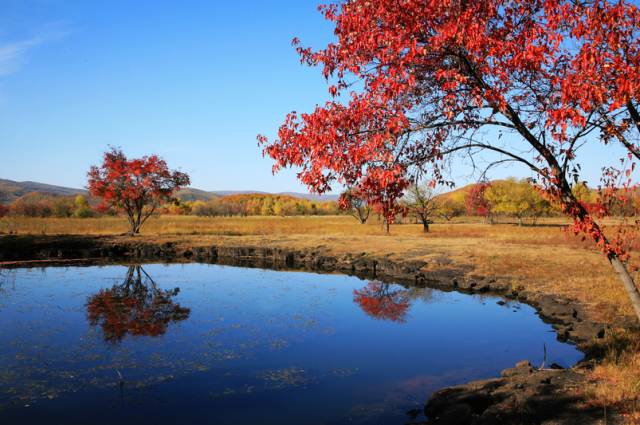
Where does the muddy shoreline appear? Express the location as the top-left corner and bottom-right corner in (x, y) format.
(0, 235), (626, 424)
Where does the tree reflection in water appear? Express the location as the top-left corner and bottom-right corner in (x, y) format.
(86, 266), (190, 342)
(353, 281), (411, 322)
(353, 281), (436, 323)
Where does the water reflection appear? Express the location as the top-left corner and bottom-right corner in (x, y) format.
(0, 269), (16, 303)
(0, 264), (583, 425)
(86, 265), (190, 342)
(0, 268), (15, 290)
(353, 281), (438, 322)
(353, 281), (412, 322)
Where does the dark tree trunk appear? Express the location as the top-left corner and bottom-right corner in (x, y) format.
(354, 206), (370, 224)
(421, 217), (430, 232)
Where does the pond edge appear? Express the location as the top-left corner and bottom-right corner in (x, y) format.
(0, 234), (629, 424)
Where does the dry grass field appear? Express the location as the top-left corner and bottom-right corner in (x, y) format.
(0, 215), (635, 321)
(1, 215), (638, 321)
(1, 214), (640, 419)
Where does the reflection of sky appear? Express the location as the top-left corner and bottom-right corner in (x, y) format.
(0, 264), (583, 425)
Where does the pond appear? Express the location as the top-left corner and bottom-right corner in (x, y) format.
(0, 263), (582, 425)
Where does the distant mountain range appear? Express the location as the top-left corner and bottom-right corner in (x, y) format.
(0, 178), (339, 204)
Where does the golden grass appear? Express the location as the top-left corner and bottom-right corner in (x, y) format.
(0, 215), (395, 236)
(1, 214), (640, 418)
(586, 331), (640, 423)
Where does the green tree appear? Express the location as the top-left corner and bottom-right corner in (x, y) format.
(191, 200), (214, 216)
(74, 195), (94, 218)
(572, 182), (596, 205)
(433, 196), (465, 221)
(52, 197), (75, 217)
(260, 198), (275, 216)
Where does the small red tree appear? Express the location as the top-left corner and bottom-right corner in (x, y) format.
(465, 183), (492, 223)
(340, 170), (408, 233)
(259, 0), (640, 321)
(88, 148), (190, 235)
(361, 166), (408, 234)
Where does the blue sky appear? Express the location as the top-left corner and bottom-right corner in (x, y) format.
(0, 0), (626, 193)
(0, 0), (336, 192)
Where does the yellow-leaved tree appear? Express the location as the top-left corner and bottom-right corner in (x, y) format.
(485, 179), (551, 225)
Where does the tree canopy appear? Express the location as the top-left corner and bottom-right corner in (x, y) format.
(260, 0), (640, 320)
(88, 148), (190, 234)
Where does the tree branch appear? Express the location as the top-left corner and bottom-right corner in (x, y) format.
(438, 143), (543, 175)
(628, 100), (640, 135)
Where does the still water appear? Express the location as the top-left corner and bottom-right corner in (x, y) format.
(0, 263), (582, 425)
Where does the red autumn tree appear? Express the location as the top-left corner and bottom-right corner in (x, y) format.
(260, 0), (640, 321)
(86, 266), (190, 343)
(353, 281), (411, 322)
(340, 176), (407, 232)
(88, 148), (190, 235)
(465, 182), (492, 223)
(360, 166), (408, 234)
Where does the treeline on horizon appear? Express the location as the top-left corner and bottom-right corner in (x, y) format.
(0, 192), (341, 218)
(0, 178), (637, 222)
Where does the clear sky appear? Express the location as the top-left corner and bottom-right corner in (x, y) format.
(0, 0), (336, 192)
(0, 0), (627, 193)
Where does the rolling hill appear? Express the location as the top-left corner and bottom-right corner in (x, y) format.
(175, 188), (219, 202)
(0, 179), (87, 204)
(0, 178), (339, 204)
